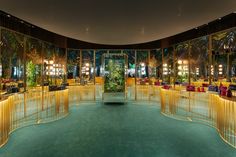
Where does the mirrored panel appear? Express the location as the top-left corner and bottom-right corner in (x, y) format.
(163, 47), (173, 84)
(1, 29), (24, 93)
(136, 50), (149, 85)
(175, 42), (189, 84)
(212, 28), (236, 82)
(67, 49), (80, 85)
(81, 50), (94, 85)
(190, 36), (209, 82)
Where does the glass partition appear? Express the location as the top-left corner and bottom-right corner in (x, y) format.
(124, 50), (136, 99)
(136, 50), (149, 84)
(54, 47), (66, 85)
(102, 53), (127, 102)
(81, 50), (94, 85)
(231, 51), (236, 83)
(1, 29), (24, 93)
(43, 43), (55, 86)
(67, 49), (80, 85)
(175, 42), (189, 84)
(150, 49), (162, 81)
(25, 37), (42, 89)
(190, 36), (209, 82)
(163, 47), (173, 84)
(212, 28), (236, 83)
(124, 50), (135, 78)
(95, 50), (107, 77)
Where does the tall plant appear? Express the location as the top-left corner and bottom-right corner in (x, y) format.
(26, 61), (36, 87)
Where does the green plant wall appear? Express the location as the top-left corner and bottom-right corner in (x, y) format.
(104, 57), (125, 93)
(26, 61), (36, 87)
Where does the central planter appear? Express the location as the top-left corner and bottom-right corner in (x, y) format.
(102, 53), (127, 103)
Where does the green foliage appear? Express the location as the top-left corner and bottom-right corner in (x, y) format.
(104, 59), (125, 93)
(26, 61), (37, 87)
(1, 29), (24, 79)
(177, 74), (188, 83)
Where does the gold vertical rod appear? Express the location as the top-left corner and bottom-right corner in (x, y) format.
(93, 49), (96, 101)
(208, 35), (212, 85)
(41, 42), (44, 111)
(148, 49), (150, 101)
(135, 50), (137, 100)
(23, 36), (26, 92)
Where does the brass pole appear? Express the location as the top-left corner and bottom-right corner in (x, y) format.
(23, 36), (27, 118)
(148, 49), (150, 101)
(41, 42), (45, 111)
(23, 36), (26, 92)
(135, 50), (137, 100)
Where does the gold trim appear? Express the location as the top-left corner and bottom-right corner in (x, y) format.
(160, 89), (236, 148)
(0, 89), (69, 147)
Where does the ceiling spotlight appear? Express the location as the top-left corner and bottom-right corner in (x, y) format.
(218, 17), (221, 20)
(6, 14), (11, 18)
(20, 21), (24, 23)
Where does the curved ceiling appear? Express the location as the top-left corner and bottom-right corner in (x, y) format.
(1, 0), (236, 45)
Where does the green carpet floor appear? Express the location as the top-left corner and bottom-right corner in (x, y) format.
(0, 101), (236, 157)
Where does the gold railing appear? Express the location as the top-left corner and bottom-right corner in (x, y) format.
(79, 85), (95, 101)
(0, 89), (69, 147)
(68, 86), (81, 104)
(160, 88), (236, 148)
(67, 85), (96, 103)
(209, 94), (236, 147)
(136, 85), (150, 101)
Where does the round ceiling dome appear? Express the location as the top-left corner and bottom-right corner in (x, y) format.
(1, 0), (236, 45)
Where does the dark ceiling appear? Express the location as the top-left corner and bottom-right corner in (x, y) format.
(1, 0), (236, 45)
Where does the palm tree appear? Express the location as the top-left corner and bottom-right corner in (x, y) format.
(213, 29), (236, 81)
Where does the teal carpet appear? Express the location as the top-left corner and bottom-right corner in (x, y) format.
(0, 101), (236, 157)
